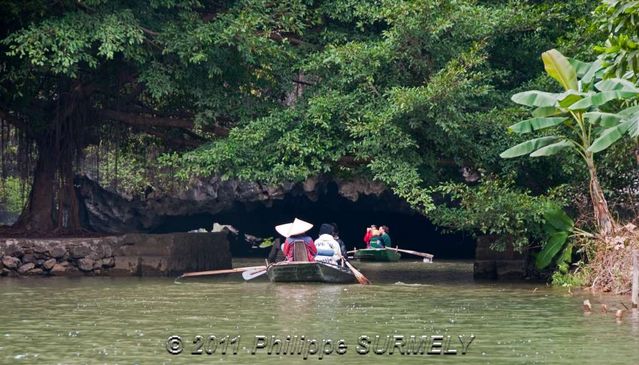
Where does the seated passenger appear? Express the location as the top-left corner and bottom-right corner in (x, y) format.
(275, 218), (317, 262)
(314, 223), (343, 264)
(368, 228), (383, 248)
(363, 225), (377, 248)
(380, 225), (392, 248)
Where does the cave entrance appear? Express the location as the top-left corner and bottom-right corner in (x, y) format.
(155, 183), (475, 259)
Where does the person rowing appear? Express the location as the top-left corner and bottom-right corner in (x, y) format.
(275, 218), (317, 262)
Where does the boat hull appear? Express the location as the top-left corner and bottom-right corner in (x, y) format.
(267, 262), (357, 283)
(353, 248), (401, 262)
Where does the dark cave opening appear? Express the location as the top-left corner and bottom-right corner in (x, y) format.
(154, 183), (475, 259)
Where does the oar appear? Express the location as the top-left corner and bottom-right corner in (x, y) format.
(340, 256), (371, 285)
(242, 267), (267, 281)
(178, 265), (266, 279)
(391, 247), (434, 262)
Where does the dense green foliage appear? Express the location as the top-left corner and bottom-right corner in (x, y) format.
(164, 0), (599, 246)
(0, 177), (28, 215)
(1, 0), (635, 274)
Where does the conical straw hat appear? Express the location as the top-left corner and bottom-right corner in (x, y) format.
(275, 218), (313, 238)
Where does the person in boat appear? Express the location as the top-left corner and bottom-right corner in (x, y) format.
(363, 225), (377, 248)
(276, 218), (317, 262)
(380, 225), (392, 247)
(314, 223), (343, 265)
(267, 238), (285, 263)
(368, 228), (384, 248)
(330, 222), (348, 262)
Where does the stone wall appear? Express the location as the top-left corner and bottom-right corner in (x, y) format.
(473, 235), (526, 280)
(0, 233), (231, 277)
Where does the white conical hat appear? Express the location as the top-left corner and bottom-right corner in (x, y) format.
(275, 218), (313, 238)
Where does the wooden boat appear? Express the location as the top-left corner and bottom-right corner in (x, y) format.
(353, 248), (401, 262)
(267, 261), (357, 283)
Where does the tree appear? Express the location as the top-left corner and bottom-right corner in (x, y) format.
(500, 49), (639, 235)
(0, 0), (305, 233)
(171, 0), (596, 218)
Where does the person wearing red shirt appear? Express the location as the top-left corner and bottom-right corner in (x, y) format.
(276, 218), (317, 262)
(363, 225), (377, 248)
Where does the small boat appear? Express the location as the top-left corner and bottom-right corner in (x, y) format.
(353, 248), (401, 262)
(266, 261), (357, 283)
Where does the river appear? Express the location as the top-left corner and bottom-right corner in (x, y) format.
(1, 259), (638, 364)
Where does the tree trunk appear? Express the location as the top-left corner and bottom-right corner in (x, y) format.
(13, 140), (56, 233)
(12, 139), (84, 234)
(586, 155), (615, 236)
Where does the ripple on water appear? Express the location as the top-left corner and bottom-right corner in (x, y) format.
(0, 263), (637, 364)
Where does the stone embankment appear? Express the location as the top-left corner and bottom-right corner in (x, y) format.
(0, 232), (230, 277)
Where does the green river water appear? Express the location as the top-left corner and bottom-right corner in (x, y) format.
(1, 259), (638, 364)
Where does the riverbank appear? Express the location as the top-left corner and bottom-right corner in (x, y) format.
(0, 233), (231, 277)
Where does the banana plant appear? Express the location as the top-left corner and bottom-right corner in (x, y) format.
(500, 49), (639, 235)
(536, 203), (574, 270)
(536, 203), (593, 272)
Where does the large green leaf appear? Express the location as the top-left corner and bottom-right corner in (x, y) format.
(568, 58), (591, 77)
(595, 78), (639, 92)
(569, 90), (639, 110)
(584, 112), (624, 127)
(557, 91), (586, 108)
(532, 106), (564, 118)
(511, 91), (560, 107)
(499, 136), (561, 158)
(588, 120), (633, 153)
(542, 49), (578, 91)
(543, 203), (574, 232)
(618, 106), (639, 137)
(536, 231), (569, 269)
(529, 140), (574, 157)
(617, 104), (639, 118)
(581, 59), (602, 87)
(628, 119), (639, 137)
(508, 117), (567, 134)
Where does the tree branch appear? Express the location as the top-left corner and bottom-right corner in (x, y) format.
(101, 109), (193, 129)
(100, 109), (230, 137)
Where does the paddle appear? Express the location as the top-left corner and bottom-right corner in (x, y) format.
(340, 256), (371, 285)
(391, 247), (434, 262)
(178, 265), (267, 279)
(242, 267), (267, 281)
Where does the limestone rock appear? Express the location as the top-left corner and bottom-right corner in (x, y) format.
(17, 262), (35, 274)
(77, 258), (95, 272)
(6, 245), (24, 258)
(70, 245), (91, 259)
(28, 268), (43, 275)
(50, 264), (66, 274)
(77, 175), (400, 233)
(43, 258), (57, 270)
(100, 257), (115, 268)
(2, 256), (20, 269)
(33, 243), (49, 254)
(21, 254), (36, 264)
(92, 260), (102, 270)
(50, 246), (66, 259)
